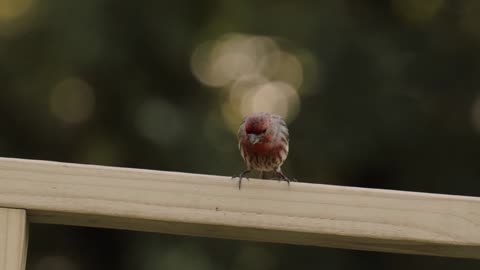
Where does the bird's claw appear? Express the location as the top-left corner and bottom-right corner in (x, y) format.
(232, 170), (251, 189)
(275, 171), (297, 186)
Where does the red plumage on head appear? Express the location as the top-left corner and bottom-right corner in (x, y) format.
(244, 114), (270, 135)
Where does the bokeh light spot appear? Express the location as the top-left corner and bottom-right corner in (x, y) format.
(228, 74), (268, 106)
(240, 81), (300, 122)
(0, 0), (33, 23)
(191, 33), (280, 88)
(259, 51), (303, 89)
(191, 40), (224, 87)
(192, 32), (315, 133)
(50, 77), (95, 124)
(135, 98), (185, 146)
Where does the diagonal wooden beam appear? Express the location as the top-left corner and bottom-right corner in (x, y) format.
(0, 158), (479, 259)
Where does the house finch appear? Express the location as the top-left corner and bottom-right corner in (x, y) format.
(233, 112), (295, 189)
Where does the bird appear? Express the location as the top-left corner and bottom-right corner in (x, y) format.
(233, 112), (296, 189)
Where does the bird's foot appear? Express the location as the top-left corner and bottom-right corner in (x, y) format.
(231, 169), (251, 189)
(274, 171), (297, 186)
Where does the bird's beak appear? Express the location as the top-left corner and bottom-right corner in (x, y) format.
(248, 134), (260, 144)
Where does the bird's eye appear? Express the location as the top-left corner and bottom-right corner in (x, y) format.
(261, 128), (267, 133)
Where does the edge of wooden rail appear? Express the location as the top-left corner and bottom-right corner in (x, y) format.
(0, 208), (28, 270)
(0, 157), (479, 259)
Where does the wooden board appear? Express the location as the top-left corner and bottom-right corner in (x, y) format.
(0, 208), (27, 270)
(0, 158), (479, 259)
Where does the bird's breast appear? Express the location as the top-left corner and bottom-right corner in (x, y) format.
(240, 140), (287, 170)
(241, 141), (275, 153)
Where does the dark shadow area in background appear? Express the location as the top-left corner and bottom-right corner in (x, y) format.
(27, 224), (480, 270)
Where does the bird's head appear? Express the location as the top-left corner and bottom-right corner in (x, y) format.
(244, 113), (273, 145)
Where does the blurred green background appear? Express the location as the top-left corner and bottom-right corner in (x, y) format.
(1, 0), (480, 269)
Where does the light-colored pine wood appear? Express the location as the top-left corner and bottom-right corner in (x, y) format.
(0, 158), (479, 259)
(0, 208), (28, 270)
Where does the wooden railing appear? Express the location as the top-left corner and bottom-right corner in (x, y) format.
(0, 158), (479, 270)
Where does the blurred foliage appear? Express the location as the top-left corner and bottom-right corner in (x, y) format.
(1, 0), (480, 269)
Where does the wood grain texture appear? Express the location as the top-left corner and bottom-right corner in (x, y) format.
(0, 208), (28, 270)
(0, 158), (479, 259)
